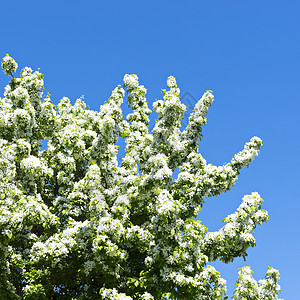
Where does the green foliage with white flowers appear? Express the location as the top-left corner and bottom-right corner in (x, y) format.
(0, 55), (282, 299)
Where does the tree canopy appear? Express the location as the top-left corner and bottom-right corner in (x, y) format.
(0, 55), (282, 299)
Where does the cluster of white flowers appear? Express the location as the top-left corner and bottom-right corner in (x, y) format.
(156, 189), (177, 214)
(232, 136), (263, 169)
(141, 291), (154, 299)
(0, 55), (282, 299)
(31, 221), (87, 266)
(203, 192), (269, 263)
(182, 90), (214, 147)
(151, 76), (186, 170)
(100, 287), (133, 299)
(11, 86), (30, 106)
(1, 54), (18, 75)
(258, 267), (282, 299)
(233, 266), (282, 300)
(123, 74), (139, 90)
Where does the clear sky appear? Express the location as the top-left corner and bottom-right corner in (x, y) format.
(1, 1), (299, 298)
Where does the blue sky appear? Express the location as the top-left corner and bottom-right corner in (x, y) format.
(1, 1), (299, 298)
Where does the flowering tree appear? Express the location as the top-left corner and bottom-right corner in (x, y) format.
(0, 55), (282, 299)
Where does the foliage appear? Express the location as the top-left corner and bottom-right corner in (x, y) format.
(0, 55), (282, 299)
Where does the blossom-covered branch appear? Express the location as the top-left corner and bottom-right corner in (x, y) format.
(203, 192), (269, 263)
